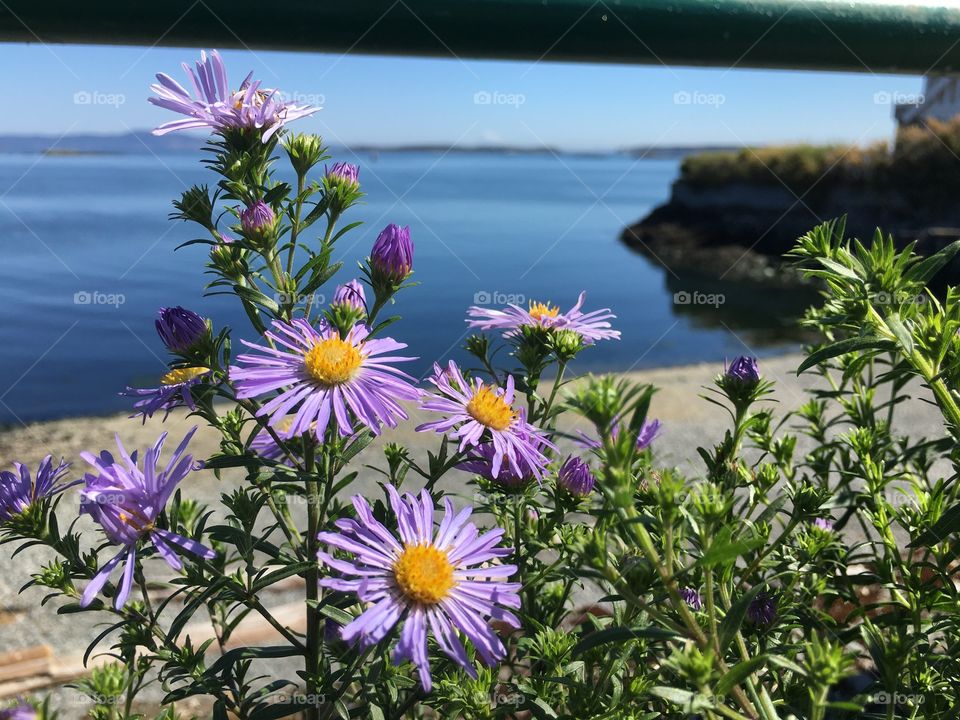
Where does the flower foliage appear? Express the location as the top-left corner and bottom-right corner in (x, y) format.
(3, 53), (960, 720)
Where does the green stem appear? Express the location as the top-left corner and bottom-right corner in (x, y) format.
(539, 360), (567, 428)
(305, 215), (338, 324)
(810, 687), (828, 720)
(286, 173), (306, 276)
(705, 572), (721, 656)
(304, 440), (321, 720)
(251, 599), (306, 651)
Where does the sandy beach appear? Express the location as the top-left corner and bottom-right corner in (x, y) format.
(0, 352), (952, 714)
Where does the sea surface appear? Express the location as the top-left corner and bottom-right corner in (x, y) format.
(0, 150), (809, 424)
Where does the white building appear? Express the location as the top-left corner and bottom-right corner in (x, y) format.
(895, 75), (960, 126)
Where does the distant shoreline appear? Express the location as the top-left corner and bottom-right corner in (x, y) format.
(0, 130), (742, 159)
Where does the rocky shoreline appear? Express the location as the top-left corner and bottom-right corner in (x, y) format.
(621, 178), (960, 286)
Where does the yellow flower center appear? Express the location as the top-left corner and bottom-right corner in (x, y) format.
(234, 89), (270, 110)
(304, 336), (363, 386)
(466, 385), (516, 431)
(393, 543), (456, 605)
(528, 301), (560, 323)
(161, 366), (210, 385)
(118, 508), (155, 533)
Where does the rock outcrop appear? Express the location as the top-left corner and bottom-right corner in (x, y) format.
(622, 178), (960, 286)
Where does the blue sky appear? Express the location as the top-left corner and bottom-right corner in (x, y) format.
(0, 43), (926, 151)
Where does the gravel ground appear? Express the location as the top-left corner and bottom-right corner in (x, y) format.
(0, 353), (951, 716)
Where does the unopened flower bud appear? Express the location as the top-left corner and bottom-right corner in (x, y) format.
(325, 162), (360, 190)
(557, 456), (595, 498)
(240, 200), (276, 241)
(332, 279), (366, 312)
(370, 224), (413, 283)
(155, 306), (207, 353)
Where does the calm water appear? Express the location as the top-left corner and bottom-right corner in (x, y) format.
(0, 151), (804, 423)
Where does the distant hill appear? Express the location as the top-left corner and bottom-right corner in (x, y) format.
(0, 132), (743, 159)
(0, 131), (206, 155)
(622, 145), (743, 159)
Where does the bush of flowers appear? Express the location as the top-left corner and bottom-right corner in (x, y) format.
(3, 51), (960, 720)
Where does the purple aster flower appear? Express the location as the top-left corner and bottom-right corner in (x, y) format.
(123, 367), (211, 421)
(231, 319), (420, 440)
(417, 361), (553, 481)
(371, 224), (414, 282)
(249, 426), (290, 464)
(79, 428), (216, 610)
(459, 430), (550, 489)
(332, 279), (366, 312)
(0, 700), (35, 720)
(240, 200), (276, 236)
(326, 161), (360, 188)
(467, 291), (620, 343)
(813, 517), (835, 532)
(557, 456), (595, 497)
(318, 486), (520, 692)
(249, 416), (314, 466)
(680, 587), (703, 611)
(156, 306), (207, 353)
(577, 417), (662, 452)
(746, 592), (778, 627)
(0, 456), (75, 523)
(725, 356), (760, 385)
(149, 50), (319, 142)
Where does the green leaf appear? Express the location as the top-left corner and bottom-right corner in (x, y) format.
(572, 626), (679, 655)
(649, 686), (714, 711)
(826, 700), (867, 711)
(768, 654), (805, 675)
(315, 603), (354, 626)
(816, 257), (861, 280)
(715, 654), (768, 696)
(252, 561), (316, 592)
(797, 336), (893, 374)
(698, 527), (764, 568)
(885, 313), (914, 355)
(719, 584), (766, 653)
(203, 454), (258, 470)
(83, 620), (126, 667)
(207, 645), (301, 676)
(755, 494), (788, 526)
(526, 698), (559, 719)
(909, 501), (960, 547)
(904, 239), (960, 283)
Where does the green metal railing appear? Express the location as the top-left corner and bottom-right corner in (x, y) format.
(0, 1), (958, 74)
